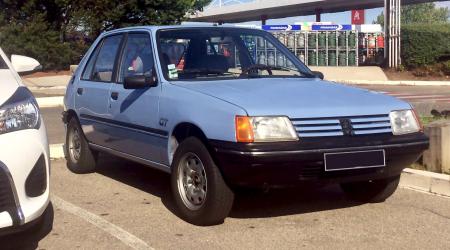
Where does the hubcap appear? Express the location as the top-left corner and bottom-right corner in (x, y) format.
(177, 153), (207, 211)
(69, 127), (81, 163)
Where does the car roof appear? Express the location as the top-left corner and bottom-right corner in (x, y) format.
(101, 23), (261, 36)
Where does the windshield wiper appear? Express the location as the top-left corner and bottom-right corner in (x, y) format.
(241, 64), (311, 78)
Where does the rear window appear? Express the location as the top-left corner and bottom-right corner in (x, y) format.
(0, 57), (7, 69)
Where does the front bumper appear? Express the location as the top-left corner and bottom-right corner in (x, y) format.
(0, 119), (50, 231)
(210, 133), (429, 188)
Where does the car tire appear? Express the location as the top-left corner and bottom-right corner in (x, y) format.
(340, 175), (401, 203)
(171, 137), (234, 226)
(66, 118), (98, 174)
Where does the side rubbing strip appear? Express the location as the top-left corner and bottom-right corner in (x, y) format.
(80, 114), (169, 137)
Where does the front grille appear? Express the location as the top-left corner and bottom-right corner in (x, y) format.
(291, 114), (392, 137)
(0, 168), (16, 214)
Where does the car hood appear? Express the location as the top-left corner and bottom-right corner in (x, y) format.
(173, 78), (411, 118)
(0, 69), (20, 106)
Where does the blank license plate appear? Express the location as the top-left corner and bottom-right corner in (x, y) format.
(324, 150), (386, 171)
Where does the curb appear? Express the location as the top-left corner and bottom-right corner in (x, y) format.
(29, 86), (67, 91)
(336, 80), (450, 86)
(400, 168), (450, 197)
(36, 96), (64, 108)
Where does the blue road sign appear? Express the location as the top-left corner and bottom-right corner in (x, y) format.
(311, 24), (353, 31)
(262, 25), (301, 31)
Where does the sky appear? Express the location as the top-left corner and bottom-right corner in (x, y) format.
(210, 1), (450, 25)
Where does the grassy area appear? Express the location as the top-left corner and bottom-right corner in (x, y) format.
(409, 162), (428, 171)
(419, 116), (449, 126)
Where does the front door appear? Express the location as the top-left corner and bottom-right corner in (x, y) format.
(107, 32), (165, 164)
(75, 34), (124, 145)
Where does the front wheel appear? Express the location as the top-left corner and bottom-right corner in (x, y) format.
(340, 175), (401, 203)
(171, 137), (234, 226)
(65, 118), (98, 174)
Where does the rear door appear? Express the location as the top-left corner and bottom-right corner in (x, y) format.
(107, 32), (166, 163)
(75, 34), (124, 145)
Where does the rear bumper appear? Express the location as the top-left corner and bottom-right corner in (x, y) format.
(210, 133), (429, 188)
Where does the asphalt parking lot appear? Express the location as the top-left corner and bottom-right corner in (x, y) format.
(1, 106), (450, 249)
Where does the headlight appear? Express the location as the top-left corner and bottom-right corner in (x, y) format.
(0, 88), (40, 135)
(235, 116), (298, 142)
(389, 109), (421, 135)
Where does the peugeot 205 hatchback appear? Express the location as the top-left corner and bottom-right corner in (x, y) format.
(0, 48), (50, 235)
(63, 25), (429, 226)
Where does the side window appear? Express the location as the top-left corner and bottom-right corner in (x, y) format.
(91, 35), (123, 82)
(81, 41), (102, 80)
(118, 33), (154, 83)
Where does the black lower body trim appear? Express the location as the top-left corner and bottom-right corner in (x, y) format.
(209, 133), (429, 188)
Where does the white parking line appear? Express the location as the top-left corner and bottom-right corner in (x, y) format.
(50, 143), (65, 159)
(52, 195), (153, 250)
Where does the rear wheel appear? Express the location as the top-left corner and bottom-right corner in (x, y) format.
(340, 175), (401, 203)
(171, 137), (234, 226)
(66, 118), (98, 174)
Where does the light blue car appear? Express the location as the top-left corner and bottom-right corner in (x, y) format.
(63, 25), (428, 226)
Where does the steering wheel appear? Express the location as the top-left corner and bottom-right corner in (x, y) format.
(240, 64), (273, 77)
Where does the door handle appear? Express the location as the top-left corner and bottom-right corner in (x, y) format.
(77, 88), (83, 95)
(111, 92), (119, 100)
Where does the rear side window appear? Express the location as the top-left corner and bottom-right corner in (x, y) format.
(82, 35), (123, 82)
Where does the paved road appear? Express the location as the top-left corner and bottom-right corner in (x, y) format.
(350, 85), (450, 116)
(5, 157), (450, 249)
(2, 107), (448, 249)
(41, 107), (65, 144)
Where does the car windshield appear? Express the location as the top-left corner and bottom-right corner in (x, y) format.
(157, 27), (313, 81)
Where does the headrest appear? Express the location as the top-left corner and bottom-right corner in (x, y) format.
(184, 54), (229, 74)
(202, 55), (229, 74)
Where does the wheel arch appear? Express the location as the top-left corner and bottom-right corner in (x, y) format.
(168, 122), (214, 167)
(172, 122), (209, 145)
(63, 109), (79, 124)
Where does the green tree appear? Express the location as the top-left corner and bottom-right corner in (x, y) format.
(374, 2), (450, 26)
(72, 0), (212, 39)
(0, 14), (75, 69)
(0, 0), (212, 69)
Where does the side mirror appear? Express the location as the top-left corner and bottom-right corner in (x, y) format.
(311, 71), (324, 80)
(11, 55), (42, 74)
(123, 74), (157, 89)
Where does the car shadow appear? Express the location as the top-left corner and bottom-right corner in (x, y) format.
(229, 186), (362, 219)
(0, 203), (54, 250)
(94, 154), (363, 220)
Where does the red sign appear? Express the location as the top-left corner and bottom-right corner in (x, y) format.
(351, 10), (365, 25)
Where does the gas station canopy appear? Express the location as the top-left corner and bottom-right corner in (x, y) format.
(191, 0), (446, 23)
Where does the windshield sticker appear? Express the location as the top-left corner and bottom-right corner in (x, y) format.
(168, 64), (178, 79)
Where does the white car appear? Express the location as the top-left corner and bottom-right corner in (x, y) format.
(0, 48), (50, 235)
